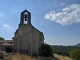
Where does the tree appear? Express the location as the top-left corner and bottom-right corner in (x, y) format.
(39, 43), (53, 57)
(70, 49), (80, 60)
(6, 46), (13, 53)
(0, 37), (5, 40)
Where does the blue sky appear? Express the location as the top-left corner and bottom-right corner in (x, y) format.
(0, 0), (80, 46)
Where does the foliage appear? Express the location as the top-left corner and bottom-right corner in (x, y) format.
(6, 46), (14, 53)
(39, 43), (53, 57)
(70, 49), (80, 60)
(51, 45), (80, 57)
(0, 37), (5, 40)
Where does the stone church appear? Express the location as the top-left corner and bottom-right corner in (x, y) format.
(13, 10), (44, 55)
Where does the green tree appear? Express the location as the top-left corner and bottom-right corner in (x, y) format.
(70, 49), (80, 60)
(0, 37), (5, 40)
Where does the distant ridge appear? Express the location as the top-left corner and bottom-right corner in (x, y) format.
(75, 43), (80, 47)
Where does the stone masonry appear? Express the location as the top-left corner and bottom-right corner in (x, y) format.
(13, 10), (44, 55)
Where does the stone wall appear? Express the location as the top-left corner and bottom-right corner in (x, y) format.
(32, 26), (44, 55)
(0, 40), (12, 51)
(13, 24), (44, 55)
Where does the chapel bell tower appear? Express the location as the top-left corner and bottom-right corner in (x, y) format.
(13, 10), (44, 55)
(20, 10), (31, 24)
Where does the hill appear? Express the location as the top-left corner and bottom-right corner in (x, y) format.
(75, 43), (80, 47)
(51, 45), (80, 56)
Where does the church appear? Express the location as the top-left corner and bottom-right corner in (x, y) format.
(13, 10), (44, 55)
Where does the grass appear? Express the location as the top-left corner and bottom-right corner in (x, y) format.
(11, 53), (57, 60)
(4, 53), (72, 60)
(4, 53), (60, 60)
(54, 54), (72, 60)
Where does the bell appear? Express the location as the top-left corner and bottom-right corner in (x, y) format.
(25, 14), (27, 18)
(24, 14), (28, 21)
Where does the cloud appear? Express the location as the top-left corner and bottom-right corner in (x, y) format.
(3, 24), (10, 28)
(0, 10), (5, 22)
(44, 4), (80, 26)
(0, 10), (5, 17)
(61, 3), (66, 6)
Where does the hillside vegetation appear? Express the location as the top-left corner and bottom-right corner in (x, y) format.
(51, 45), (80, 56)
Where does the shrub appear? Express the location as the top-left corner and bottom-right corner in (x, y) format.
(39, 43), (53, 57)
(70, 49), (80, 60)
(6, 46), (13, 53)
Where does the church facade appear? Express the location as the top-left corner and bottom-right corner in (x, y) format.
(13, 10), (44, 55)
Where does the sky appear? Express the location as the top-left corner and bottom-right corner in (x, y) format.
(0, 0), (80, 46)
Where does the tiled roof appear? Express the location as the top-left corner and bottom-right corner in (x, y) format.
(0, 40), (13, 46)
(0, 40), (12, 42)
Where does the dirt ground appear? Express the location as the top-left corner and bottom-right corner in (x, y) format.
(54, 54), (72, 60)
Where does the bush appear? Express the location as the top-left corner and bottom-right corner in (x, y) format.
(0, 51), (4, 59)
(6, 46), (13, 53)
(39, 43), (53, 57)
(70, 49), (80, 60)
